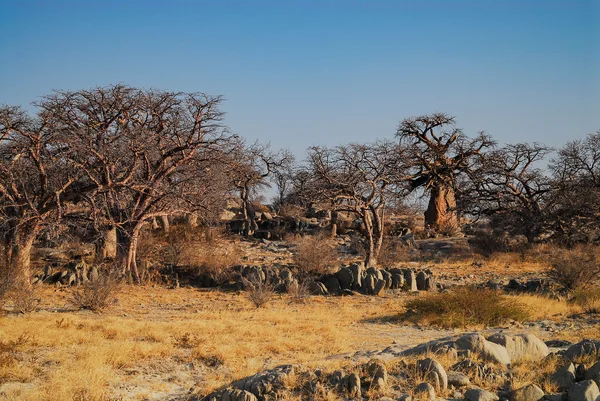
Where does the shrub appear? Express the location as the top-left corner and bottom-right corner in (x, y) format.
(287, 280), (310, 304)
(403, 287), (530, 328)
(469, 231), (508, 258)
(11, 285), (38, 314)
(377, 238), (411, 267)
(569, 287), (600, 313)
(70, 273), (120, 312)
(548, 246), (600, 290)
(293, 234), (338, 278)
(243, 276), (275, 308)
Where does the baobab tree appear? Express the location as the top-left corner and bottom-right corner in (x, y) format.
(0, 106), (80, 287)
(304, 140), (408, 266)
(396, 113), (493, 233)
(40, 85), (230, 281)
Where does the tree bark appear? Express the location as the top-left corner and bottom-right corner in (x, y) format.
(370, 205), (385, 262)
(158, 215), (170, 233)
(2, 228), (36, 289)
(117, 225), (142, 283)
(425, 184), (458, 232)
(96, 225), (117, 262)
(362, 209), (377, 267)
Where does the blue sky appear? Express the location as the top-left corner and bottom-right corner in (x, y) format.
(1, 0), (598, 156)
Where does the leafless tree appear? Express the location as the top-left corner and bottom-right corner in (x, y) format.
(39, 85), (230, 282)
(303, 140), (409, 266)
(396, 113), (493, 233)
(0, 106), (80, 287)
(225, 141), (293, 235)
(549, 131), (600, 244)
(461, 142), (553, 243)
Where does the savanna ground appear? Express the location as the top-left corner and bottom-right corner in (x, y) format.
(1, 235), (599, 401)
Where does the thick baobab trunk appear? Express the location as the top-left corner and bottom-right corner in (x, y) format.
(424, 184), (458, 233)
(2, 230), (36, 289)
(96, 225), (117, 262)
(370, 205), (385, 261)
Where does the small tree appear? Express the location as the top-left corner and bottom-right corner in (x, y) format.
(303, 140), (408, 266)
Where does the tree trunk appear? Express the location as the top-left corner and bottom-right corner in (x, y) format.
(2, 229), (36, 289)
(370, 205), (385, 262)
(425, 184), (458, 233)
(362, 209), (377, 267)
(117, 225), (142, 283)
(158, 215), (170, 233)
(186, 213), (198, 229)
(96, 225), (117, 262)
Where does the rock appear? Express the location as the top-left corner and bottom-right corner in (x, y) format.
(414, 382), (436, 401)
(349, 263), (364, 291)
(404, 270), (418, 291)
(368, 360), (388, 389)
(454, 334), (511, 365)
(418, 357), (448, 390)
(336, 267), (354, 290)
(402, 333), (511, 365)
(398, 395), (413, 401)
(308, 280), (328, 296)
(451, 360), (493, 379)
(363, 274), (376, 295)
(465, 388), (500, 401)
(229, 365), (294, 399)
(567, 380), (600, 401)
(447, 371), (470, 388)
(564, 340), (600, 361)
(374, 280), (386, 296)
(381, 270), (392, 289)
(390, 269), (405, 289)
(546, 340), (573, 348)
(551, 363), (576, 391)
(347, 373), (361, 398)
(220, 389), (258, 401)
(544, 395), (566, 401)
(510, 384), (545, 401)
(416, 271), (428, 291)
(487, 333), (549, 362)
(323, 276), (342, 295)
(585, 362), (600, 388)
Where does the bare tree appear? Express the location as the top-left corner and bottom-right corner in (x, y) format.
(549, 131), (600, 244)
(39, 85), (229, 282)
(0, 106), (80, 287)
(396, 113), (493, 233)
(462, 142), (553, 243)
(303, 140), (408, 266)
(225, 141), (293, 236)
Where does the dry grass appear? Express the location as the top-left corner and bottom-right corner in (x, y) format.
(547, 245), (600, 290)
(403, 287), (531, 328)
(568, 287), (600, 313)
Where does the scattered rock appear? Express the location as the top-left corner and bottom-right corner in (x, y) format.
(510, 384), (545, 401)
(465, 388), (500, 401)
(551, 363), (576, 391)
(418, 357), (448, 390)
(487, 333), (549, 362)
(414, 382), (436, 401)
(564, 340), (600, 361)
(584, 362), (600, 388)
(347, 373), (361, 398)
(567, 380), (600, 401)
(447, 371), (470, 388)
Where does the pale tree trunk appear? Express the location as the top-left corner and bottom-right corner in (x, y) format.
(2, 229), (37, 290)
(425, 184), (458, 233)
(186, 213), (198, 229)
(117, 224), (142, 283)
(370, 205), (385, 261)
(96, 225), (117, 262)
(158, 215), (170, 233)
(362, 209), (377, 267)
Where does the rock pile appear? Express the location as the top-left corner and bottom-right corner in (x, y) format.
(199, 333), (600, 401)
(307, 263), (436, 296)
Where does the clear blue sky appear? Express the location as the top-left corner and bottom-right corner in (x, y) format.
(1, 0), (599, 155)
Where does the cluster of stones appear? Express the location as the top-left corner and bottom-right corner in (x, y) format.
(200, 333), (600, 401)
(32, 260), (99, 286)
(307, 263), (436, 296)
(236, 265), (299, 292)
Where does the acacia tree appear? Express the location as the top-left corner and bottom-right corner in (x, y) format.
(304, 140), (408, 266)
(549, 131), (600, 244)
(40, 85), (229, 281)
(0, 106), (80, 287)
(461, 142), (553, 243)
(396, 113), (493, 233)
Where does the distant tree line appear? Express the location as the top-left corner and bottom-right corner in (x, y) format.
(1, 85), (598, 287)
